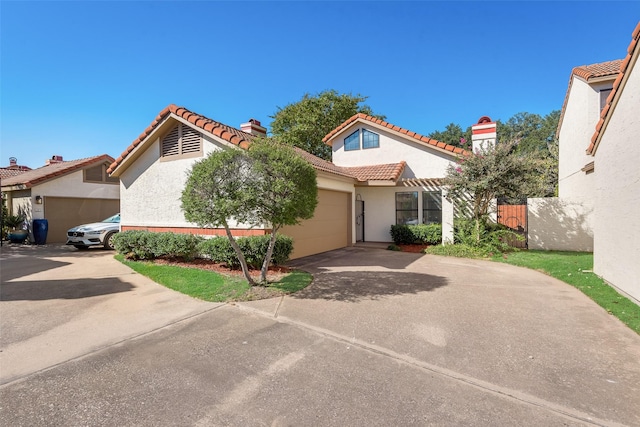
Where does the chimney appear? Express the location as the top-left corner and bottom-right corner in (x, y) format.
(240, 118), (267, 137)
(9, 157), (17, 167)
(45, 155), (64, 166)
(471, 116), (497, 152)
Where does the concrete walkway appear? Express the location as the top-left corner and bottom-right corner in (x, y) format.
(0, 244), (214, 384)
(1, 244), (639, 426)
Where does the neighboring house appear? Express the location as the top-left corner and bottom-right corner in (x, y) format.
(1, 155), (120, 243)
(585, 22), (640, 303)
(107, 105), (476, 259)
(0, 157), (32, 180)
(527, 60), (622, 252)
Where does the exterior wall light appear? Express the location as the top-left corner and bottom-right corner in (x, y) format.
(35, 196), (43, 204)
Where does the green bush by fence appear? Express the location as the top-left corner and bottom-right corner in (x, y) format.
(390, 224), (442, 245)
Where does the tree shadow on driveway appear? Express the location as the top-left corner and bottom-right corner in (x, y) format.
(290, 271), (447, 302)
(1, 278), (134, 301)
(287, 247), (425, 273)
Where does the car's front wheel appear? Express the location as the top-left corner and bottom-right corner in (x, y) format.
(104, 232), (117, 250)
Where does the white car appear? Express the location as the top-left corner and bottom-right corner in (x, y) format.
(66, 213), (120, 250)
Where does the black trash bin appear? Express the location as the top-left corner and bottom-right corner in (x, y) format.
(33, 219), (48, 245)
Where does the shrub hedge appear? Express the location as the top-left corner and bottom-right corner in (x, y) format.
(112, 230), (294, 268)
(198, 235), (293, 269)
(112, 231), (203, 260)
(390, 224), (442, 245)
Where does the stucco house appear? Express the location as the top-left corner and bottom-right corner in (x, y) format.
(585, 22), (640, 303)
(1, 155), (120, 243)
(107, 105), (484, 259)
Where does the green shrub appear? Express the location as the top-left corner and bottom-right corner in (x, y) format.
(424, 243), (490, 258)
(198, 236), (237, 267)
(390, 224), (442, 245)
(152, 232), (203, 260)
(454, 218), (521, 253)
(387, 244), (401, 251)
(113, 230), (203, 260)
(198, 234), (294, 269)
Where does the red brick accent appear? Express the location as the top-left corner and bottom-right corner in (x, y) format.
(121, 226), (268, 237)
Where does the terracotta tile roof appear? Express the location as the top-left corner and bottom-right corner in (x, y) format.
(587, 22), (640, 155)
(292, 147), (405, 183)
(291, 147), (357, 180)
(0, 168), (29, 180)
(571, 60), (623, 81)
(556, 59), (623, 138)
(343, 162), (406, 182)
(322, 113), (469, 156)
(110, 105), (412, 185)
(1, 155), (115, 189)
(107, 104), (256, 175)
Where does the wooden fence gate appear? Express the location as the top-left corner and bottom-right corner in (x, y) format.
(497, 198), (527, 249)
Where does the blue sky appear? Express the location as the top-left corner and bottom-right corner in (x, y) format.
(1, 1), (638, 169)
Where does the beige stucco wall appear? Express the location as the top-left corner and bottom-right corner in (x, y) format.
(592, 53), (640, 303)
(527, 197), (594, 251)
(118, 134), (233, 228)
(557, 77), (610, 201)
(331, 123), (457, 179)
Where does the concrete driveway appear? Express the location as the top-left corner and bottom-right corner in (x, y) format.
(1, 245), (639, 426)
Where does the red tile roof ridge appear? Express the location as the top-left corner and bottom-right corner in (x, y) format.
(587, 21), (640, 155)
(322, 113), (470, 156)
(571, 59), (623, 81)
(556, 59), (624, 138)
(342, 161), (406, 182)
(1, 154), (114, 188)
(108, 104), (256, 174)
(108, 104), (365, 181)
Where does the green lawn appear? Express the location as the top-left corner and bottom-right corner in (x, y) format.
(116, 255), (312, 302)
(494, 251), (640, 334)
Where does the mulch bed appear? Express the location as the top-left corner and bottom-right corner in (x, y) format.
(153, 257), (292, 282)
(397, 244), (430, 253)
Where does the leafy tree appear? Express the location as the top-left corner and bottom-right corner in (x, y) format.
(181, 148), (258, 284)
(428, 123), (471, 148)
(443, 140), (545, 243)
(429, 110), (560, 196)
(498, 111), (559, 155)
(248, 138), (318, 283)
(270, 90), (385, 160)
(181, 139), (318, 285)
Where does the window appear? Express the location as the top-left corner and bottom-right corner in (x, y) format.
(84, 164), (118, 184)
(396, 192), (418, 225)
(344, 128), (380, 151)
(600, 88), (612, 112)
(362, 129), (379, 149)
(422, 191), (442, 224)
(344, 130), (360, 151)
(161, 123), (202, 159)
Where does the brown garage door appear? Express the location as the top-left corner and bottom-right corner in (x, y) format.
(44, 197), (120, 243)
(281, 189), (350, 259)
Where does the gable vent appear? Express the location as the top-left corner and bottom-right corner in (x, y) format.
(161, 123), (202, 157)
(182, 126), (201, 154)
